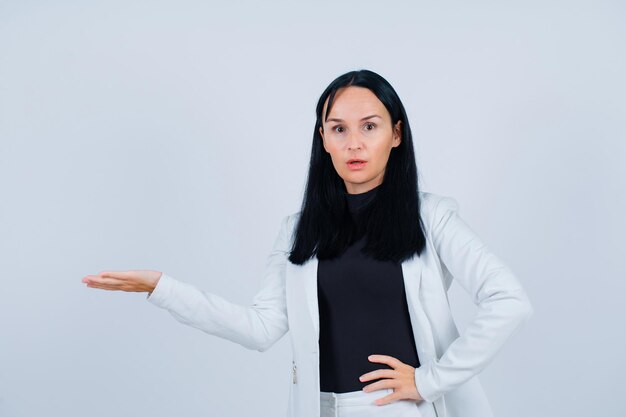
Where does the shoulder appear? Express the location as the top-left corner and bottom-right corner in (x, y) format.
(418, 191), (459, 211)
(285, 211), (301, 226)
(280, 211), (301, 239)
(418, 191), (460, 231)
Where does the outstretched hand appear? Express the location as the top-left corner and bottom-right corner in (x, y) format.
(359, 354), (424, 405)
(82, 270), (162, 294)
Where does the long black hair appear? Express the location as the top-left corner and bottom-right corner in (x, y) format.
(287, 69), (426, 265)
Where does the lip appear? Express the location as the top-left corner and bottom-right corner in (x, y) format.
(346, 159), (367, 170)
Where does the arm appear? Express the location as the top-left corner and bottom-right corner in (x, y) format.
(414, 196), (534, 403)
(146, 215), (291, 352)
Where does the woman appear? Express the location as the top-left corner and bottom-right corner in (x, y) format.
(82, 69), (533, 417)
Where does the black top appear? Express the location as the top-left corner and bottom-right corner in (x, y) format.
(317, 184), (421, 393)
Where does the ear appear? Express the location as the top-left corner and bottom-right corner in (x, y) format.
(392, 120), (402, 147)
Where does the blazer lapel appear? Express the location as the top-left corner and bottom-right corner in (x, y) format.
(303, 256), (320, 341)
(401, 254), (438, 362)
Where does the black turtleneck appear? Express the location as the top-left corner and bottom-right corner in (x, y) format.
(317, 183), (421, 393)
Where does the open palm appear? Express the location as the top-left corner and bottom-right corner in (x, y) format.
(82, 270), (162, 294)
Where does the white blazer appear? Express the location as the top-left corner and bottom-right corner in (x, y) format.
(146, 191), (534, 417)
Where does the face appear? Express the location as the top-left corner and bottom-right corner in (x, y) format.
(319, 86), (401, 195)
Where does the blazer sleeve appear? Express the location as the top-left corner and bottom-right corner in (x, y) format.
(413, 196), (534, 403)
(145, 215), (291, 352)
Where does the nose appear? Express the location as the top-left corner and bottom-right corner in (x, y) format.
(346, 132), (362, 150)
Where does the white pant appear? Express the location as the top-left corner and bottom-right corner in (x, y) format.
(320, 388), (435, 417)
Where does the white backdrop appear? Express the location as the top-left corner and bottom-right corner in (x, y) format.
(0, 1), (624, 416)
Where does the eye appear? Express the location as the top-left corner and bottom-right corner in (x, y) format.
(332, 126), (344, 133)
(364, 123), (376, 130)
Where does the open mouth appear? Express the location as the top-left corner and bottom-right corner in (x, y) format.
(347, 160), (367, 169)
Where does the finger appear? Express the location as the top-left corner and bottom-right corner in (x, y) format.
(360, 369), (396, 382)
(99, 271), (132, 280)
(368, 354), (403, 368)
(88, 276), (124, 286)
(373, 391), (401, 406)
(363, 378), (397, 393)
(83, 275), (115, 284)
(86, 281), (124, 291)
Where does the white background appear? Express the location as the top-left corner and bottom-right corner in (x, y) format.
(0, 1), (624, 416)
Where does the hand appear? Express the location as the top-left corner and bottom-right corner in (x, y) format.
(82, 270), (162, 294)
(359, 354), (423, 405)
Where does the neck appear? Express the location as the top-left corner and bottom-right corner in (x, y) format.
(345, 183), (380, 213)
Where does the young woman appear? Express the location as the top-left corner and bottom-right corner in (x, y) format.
(82, 69), (533, 417)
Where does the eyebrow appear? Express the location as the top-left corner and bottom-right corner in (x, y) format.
(326, 114), (382, 123)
